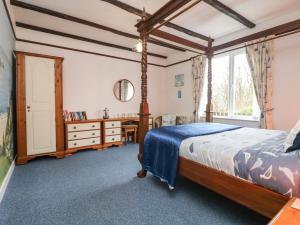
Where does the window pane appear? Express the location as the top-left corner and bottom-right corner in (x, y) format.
(233, 53), (255, 117)
(212, 55), (229, 117)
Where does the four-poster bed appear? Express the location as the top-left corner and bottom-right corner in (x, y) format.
(136, 0), (300, 219)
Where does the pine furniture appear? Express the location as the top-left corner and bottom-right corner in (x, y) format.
(65, 119), (103, 154)
(102, 119), (123, 149)
(122, 124), (138, 143)
(268, 198), (300, 225)
(16, 51), (64, 165)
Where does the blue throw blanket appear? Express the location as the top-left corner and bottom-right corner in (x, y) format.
(143, 123), (241, 187)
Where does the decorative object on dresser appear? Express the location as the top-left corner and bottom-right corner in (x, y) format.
(65, 119), (102, 154)
(16, 52), (64, 165)
(103, 119), (123, 149)
(64, 110), (87, 121)
(103, 108), (110, 119)
(113, 79), (135, 102)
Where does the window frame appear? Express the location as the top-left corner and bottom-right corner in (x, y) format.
(210, 49), (260, 121)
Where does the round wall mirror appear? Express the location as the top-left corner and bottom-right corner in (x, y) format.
(113, 79), (135, 102)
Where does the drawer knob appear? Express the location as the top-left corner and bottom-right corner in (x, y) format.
(112, 138), (115, 141)
(92, 125), (95, 128)
(112, 131), (115, 134)
(74, 143), (77, 146)
(112, 124), (114, 126)
(92, 133), (95, 135)
(73, 135), (77, 138)
(92, 140), (95, 143)
(73, 126), (77, 129)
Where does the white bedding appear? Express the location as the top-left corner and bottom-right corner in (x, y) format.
(179, 127), (287, 177)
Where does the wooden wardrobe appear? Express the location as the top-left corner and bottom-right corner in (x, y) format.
(16, 52), (64, 164)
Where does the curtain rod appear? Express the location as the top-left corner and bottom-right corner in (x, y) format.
(166, 28), (300, 67)
(213, 28), (300, 56)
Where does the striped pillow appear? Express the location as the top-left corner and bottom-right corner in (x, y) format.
(285, 120), (300, 153)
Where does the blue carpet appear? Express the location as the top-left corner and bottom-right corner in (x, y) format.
(0, 144), (268, 225)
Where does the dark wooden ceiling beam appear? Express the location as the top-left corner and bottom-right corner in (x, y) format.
(16, 22), (167, 59)
(203, 0), (255, 28)
(137, 0), (192, 32)
(151, 29), (207, 52)
(100, 0), (213, 42)
(11, 0), (185, 52)
(212, 18), (300, 51)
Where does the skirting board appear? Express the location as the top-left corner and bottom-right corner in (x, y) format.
(0, 160), (15, 204)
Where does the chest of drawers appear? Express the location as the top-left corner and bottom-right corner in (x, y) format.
(103, 120), (123, 148)
(65, 120), (103, 154)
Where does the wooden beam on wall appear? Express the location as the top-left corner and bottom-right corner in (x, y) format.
(11, 0), (186, 52)
(203, 0), (255, 28)
(213, 18), (300, 51)
(16, 22), (167, 59)
(100, 0), (213, 42)
(16, 38), (166, 67)
(152, 29), (208, 52)
(2, 0), (16, 38)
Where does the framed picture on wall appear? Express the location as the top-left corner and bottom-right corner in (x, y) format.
(175, 74), (184, 87)
(177, 90), (182, 99)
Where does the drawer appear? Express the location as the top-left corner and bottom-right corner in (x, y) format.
(68, 130), (100, 141)
(105, 128), (121, 136)
(105, 135), (121, 143)
(104, 121), (121, 128)
(68, 137), (100, 149)
(67, 122), (100, 132)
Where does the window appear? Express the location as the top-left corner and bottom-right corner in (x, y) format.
(200, 49), (260, 121)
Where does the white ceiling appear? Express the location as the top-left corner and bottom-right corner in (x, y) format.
(12, 0), (300, 58)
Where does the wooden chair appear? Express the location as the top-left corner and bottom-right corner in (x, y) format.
(122, 124), (138, 143)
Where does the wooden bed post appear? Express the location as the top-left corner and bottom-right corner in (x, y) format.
(206, 40), (213, 122)
(137, 13), (150, 178)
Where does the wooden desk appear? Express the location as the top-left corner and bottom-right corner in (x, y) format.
(64, 117), (153, 153)
(268, 198), (300, 225)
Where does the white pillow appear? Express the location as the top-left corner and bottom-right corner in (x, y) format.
(284, 120), (300, 152)
(162, 114), (176, 127)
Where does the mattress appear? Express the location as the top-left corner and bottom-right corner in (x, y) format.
(179, 127), (300, 197)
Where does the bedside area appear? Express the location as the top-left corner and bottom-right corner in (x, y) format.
(268, 197), (300, 225)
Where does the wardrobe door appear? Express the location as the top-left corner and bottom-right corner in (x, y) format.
(25, 56), (56, 155)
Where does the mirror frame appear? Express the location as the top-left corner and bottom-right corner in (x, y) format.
(113, 79), (135, 102)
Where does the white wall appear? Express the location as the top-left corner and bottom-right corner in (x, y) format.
(272, 33), (300, 131)
(16, 41), (166, 119)
(15, 24), (300, 130)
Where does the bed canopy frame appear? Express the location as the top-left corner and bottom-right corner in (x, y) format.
(135, 0), (300, 218)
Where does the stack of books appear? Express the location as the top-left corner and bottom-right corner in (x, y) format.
(63, 110), (87, 121)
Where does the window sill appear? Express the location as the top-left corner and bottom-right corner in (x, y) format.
(215, 116), (259, 122)
(201, 116), (259, 122)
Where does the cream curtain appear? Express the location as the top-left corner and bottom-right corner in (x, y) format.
(246, 39), (273, 129)
(192, 55), (207, 122)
